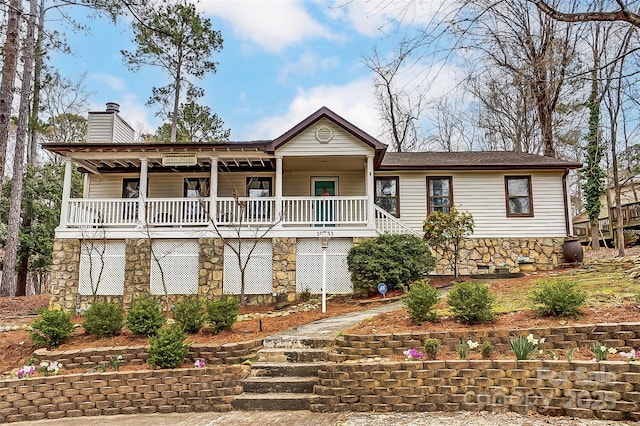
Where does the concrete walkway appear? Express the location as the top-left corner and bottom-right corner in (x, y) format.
(266, 299), (403, 341)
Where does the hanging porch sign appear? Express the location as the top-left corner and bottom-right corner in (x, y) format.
(162, 153), (197, 166)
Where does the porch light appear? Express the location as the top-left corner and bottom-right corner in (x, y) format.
(319, 231), (331, 313)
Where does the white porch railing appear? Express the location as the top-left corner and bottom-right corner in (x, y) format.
(216, 197), (275, 226)
(65, 196), (374, 228)
(374, 205), (421, 236)
(282, 196), (367, 226)
(67, 198), (139, 227)
(146, 198), (210, 226)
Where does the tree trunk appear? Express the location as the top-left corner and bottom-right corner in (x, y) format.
(590, 219), (600, 251)
(28, 0), (46, 165)
(1, 0), (37, 296)
(0, 0), (23, 194)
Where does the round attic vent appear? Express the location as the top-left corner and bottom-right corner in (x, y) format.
(315, 126), (333, 143)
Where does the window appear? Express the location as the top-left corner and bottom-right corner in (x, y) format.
(246, 177), (272, 197)
(375, 177), (399, 217)
(184, 178), (210, 198)
(427, 177), (452, 213)
(505, 176), (533, 217)
(122, 178), (140, 198)
(247, 177), (272, 219)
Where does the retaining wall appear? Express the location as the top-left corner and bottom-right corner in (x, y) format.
(0, 365), (248, 423)
(334, 323), (640, 360)
(311, 359), (640, 420)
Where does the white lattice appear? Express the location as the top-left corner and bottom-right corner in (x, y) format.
(296, 238), (353, 294)
(79, 240), (126, 295)
(150, 240), (199, 295)
(223, 240), (273, 294)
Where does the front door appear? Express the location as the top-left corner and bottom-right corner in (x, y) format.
(312, 177), (338, 226)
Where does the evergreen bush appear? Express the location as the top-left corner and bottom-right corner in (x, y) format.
(82, 301), (124, 338)
(530, 279), (586, 317)
(29, 309), (75, 348)
(205, 295), (239, 333)
(347, 234), (434, 296)
(446, 282), (495, 324)
(148, 324), (190, 368)
(126, 295), (166, 337)
(173, 296), (205, 334)
(423, 338), (440, 360)
(403, 279), (440, 324)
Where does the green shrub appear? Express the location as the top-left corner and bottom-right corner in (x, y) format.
(29, 309), (75, 348)
(481, 341), (495, 359)
(173, 296), (205, 334)
(403, 279), (440, 324)
(347, 234), (434, 296)
(423, 338), (440, 360)
(530, 279), (586, 317)
(300, 287), (312, 302)
(126, 295), (166, 337)
(446, 282), (495, 324)
(205, 295), (239, 333)
(148, 324), (190, 369)
(82, 302), (124, 338)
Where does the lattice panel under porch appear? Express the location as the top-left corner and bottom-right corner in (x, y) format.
(79, 240), (126, 295)
(150, 240), (199, 295)
(296, 238), (353, 294)
(223, 240), (273, 295)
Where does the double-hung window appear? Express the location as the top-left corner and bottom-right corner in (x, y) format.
(427, 177), (452, 213)
(505, 176), (533, 217)
(375, 177), (400, 217)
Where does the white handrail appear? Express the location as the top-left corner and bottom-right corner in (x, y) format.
(282, 196), (367, 225)
(374, 205), (421, 236)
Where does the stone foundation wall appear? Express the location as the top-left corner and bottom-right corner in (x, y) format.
(311, 359), (640, 420)
(0, 366), (248, 423)
(334, 323), (640, 361)
(122, 239), (151, 307)
(433, 237), (564, 275)
(49, 239), (80, 310)
(272, 237), (297, 302)
(32, 339), (263, 370)
(199, 238), (224, 298)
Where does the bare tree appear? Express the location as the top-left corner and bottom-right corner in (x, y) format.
(2, 0), (37, 296)
(0, 0), (22, 194)
(532, 0), (640, 26)
(364, 43), (425, 152)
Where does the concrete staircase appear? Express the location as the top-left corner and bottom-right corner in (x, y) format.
(232, 336), (332, 411)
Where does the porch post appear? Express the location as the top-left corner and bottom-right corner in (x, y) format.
(138, 157), (148, 227)
(59, 157), (73, 228)
(209, 156), (218, 225)
(275, 156), (283, 228)
(366, 154), (375, 229)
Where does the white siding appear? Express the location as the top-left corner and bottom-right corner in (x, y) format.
(88, 173), (210, 198)
(86, 114), (114, 143)
(383, 170), (567, 238)
(112, 115), (135, 143)
(276, 119), (374, 157)
(218, 172), (275, 196)
(283, 171), (364, 196)
(87, 174), (127, 198)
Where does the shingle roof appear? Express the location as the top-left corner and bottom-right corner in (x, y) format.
(380, 151), (581, 170)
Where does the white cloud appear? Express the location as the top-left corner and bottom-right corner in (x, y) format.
(249, 78), (379, 139)
(330, 0), (453, 37)
(89, 73), (126, 93)
(199, 0), (338, 52)
(279, 51), (340, 83)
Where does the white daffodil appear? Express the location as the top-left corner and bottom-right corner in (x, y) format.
(608, 347), (618, 354)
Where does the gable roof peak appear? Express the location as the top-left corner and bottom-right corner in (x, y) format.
(268, 106), (387, 152)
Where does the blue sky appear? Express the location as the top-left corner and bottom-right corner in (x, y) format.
(48, 0), (454, 142)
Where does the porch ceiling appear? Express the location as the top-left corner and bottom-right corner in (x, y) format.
(284, 156), (366, 171)
(64, 147), (275, 174)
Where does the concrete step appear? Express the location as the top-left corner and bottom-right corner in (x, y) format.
(257, 348), (329, 363)
(250, 362), (325, 377)
(242, 376), (318, 393)
(262, 336), (333, 349)
(232, 392), (317, 411)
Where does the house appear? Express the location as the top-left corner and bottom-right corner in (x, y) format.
(573, 179), (640, 244)
(44, 104), (581, 310)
